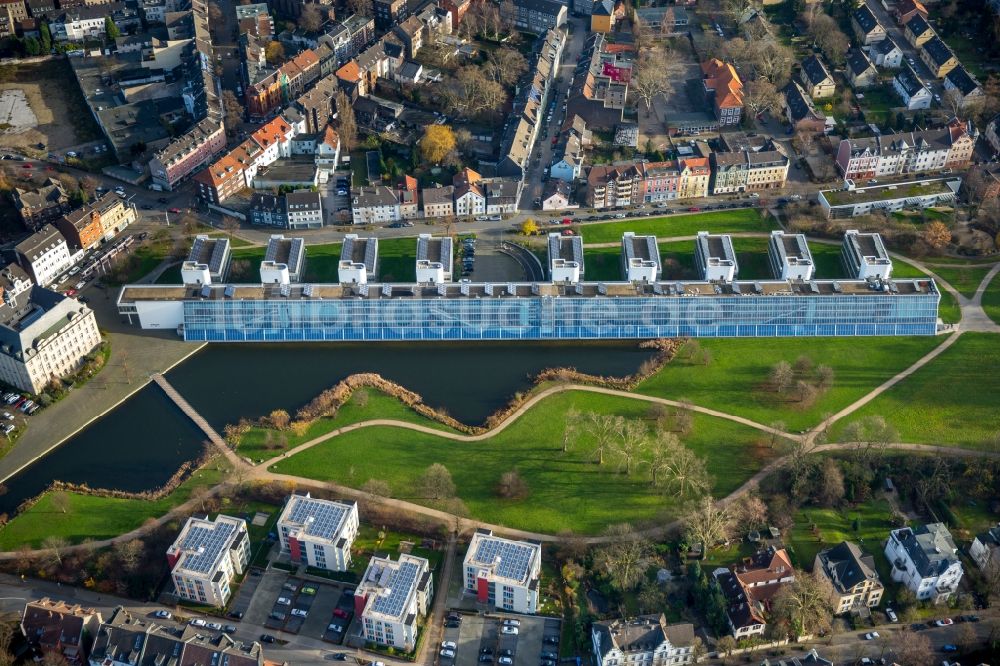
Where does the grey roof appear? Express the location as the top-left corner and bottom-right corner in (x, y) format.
(895, 65), (926, 96)
(264, 235), (305, 274)
(467, 531), (541, 586)
(285, 190), (322, 211)
(784, 82), (824, 123)
(844, 231), (889, 262)
(421, 185), (454, 206)
(905, 13), (931, 37)
(513, 0), (564, 17)
(171, 515), (243, 575)
(696, 232), (737, 263)
(547, 234), (584, 269)
(13, 179), (67, 213)
(622, 233), (661, 266)
(871, 34), (901, 56)
(370, 558), (422, 617)
(593, 615), (694, 658)
(250, 192), (283, 214)
(15, 225), (67, 262)
(801, 55), (832, 86)
(0, 286), (91, 363)
(761, 649), (834, 666)
(922, 36), (954, 66)
(817, 541), (880, 594)
(847, 49), (876, 77)
(945, 65), (980, 96)
(892, 523), (960, 577)
(282, 494), (355, 543)
(852, 5), (881, 34)
(975, 525), (1000, 550)
(353, 185), (398, 209)
(187, 235), (230, 275)
(416, 235), (453, 274)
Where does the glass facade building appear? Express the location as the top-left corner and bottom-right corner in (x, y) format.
(181, 291), (939, 341)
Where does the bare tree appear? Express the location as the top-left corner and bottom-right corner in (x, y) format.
(496, 469), (530, 499)
(840, 415), (897, 464)
(418, 463), (456, 499)
(587, 413), (622, 465)
(769, 572), (835, 638)
(346, 0), (372, 16)
(890, 629), (935, 666)
(941, 88), (966, 118)
(770, 360), (794, 393)
(114, 539), (143, 573)
(563, 406), (581, 453)
(612, 418), (648, 476)
(41, 536), (69, 566)
(335, 89), (357, 154)
(593, 523), (654, 591)
(743, 78), (784, 118)
(747, 38), (793, 87)
(815, 458), (845, 507)
(683, 496), (734, 549)
(221, 215), (240, 240)
(298, 4), (324, 32)
(222, 90), (244, 132)
(484, 47), (527, 87)
(649, 431), (712, 497)
(361, 478), (391, 499)
(732, 493), (768, 529)
(631, 46), (673, 111)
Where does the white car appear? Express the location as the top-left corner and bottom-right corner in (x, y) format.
(748, 192), (760, 198)
(276, 597), (291, 606)
(864, 631), (879, 640)
(886, 608), (898, 622)
(501, 626), (519, 635)
(206, 622), (223, 631)
(498, 658), (513, 665)
(66, 151), (77, 158)
(190, 619), (207, 627)
(291, 609), (308, 618)
(440, 649), (456, 659)
(442, 642), (457, 650)
(502, 619), (521, 627)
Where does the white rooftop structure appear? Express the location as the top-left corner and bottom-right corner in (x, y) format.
(463, 528), (542, 614)
(621, 232), (661, 282)
(695, 231), (738, 282)
(841, 229), (892, 280)
(278, 494), (357, 545)
(357, 553), (433, 650)
(767, 231), (814, 281)
(339, 234), (378, 284)
(182, 234), (231, 285)
(260, 234), (306, 285)
(415, 234), (453, 283)
(547, 232), (584, 283)
(167, 514), (249, 606)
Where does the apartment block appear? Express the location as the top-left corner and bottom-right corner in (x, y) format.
(149, 118), (227, 191)
(277, 494), (359, 571)
(12, 179), (70, 230)
(57, 192), (136, 252)
(547, 233), (585, 284)
(767, 231), (814, 281)
(841, 230), (892, 280)
(592, 615), (696, 666)
(416, 234), (453, 283)
(167, 514), (250, 607)
(15, 225), (73, 287)
(463, 529), (542, 614)
(695, 231), (738, 282)
(356, 554), (433, 651)
(21, 598), (102, 665)
(621, 232), (661, 282)
(815, 541), (884, 615)
(182, 235), (231, 286)
(885, 524), (963, 603)
(260, 234), (305, 285)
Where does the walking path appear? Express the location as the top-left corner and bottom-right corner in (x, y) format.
(150, 373), (243, 468)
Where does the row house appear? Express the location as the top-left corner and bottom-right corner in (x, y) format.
(592, 615), (696, 666)
(566, 33), (629, 130)
(501, 0), (566, 34)
(851, 4), (886, 45)
(800, 55), (835, 99)
(12, 178), (70, 230)
(921, 36), (958, 78)
(454, 167), (486, 217)
(835, 119), (978, 179)
(701, 58), (743, 126)
(392, 15), (423, 58)
(587, 158), (712, 208)
(642, 161), (680, 203)
(284, 73), (338, 134)
(352, 175), (520, 223)
(893, 65), (932, 110)
(587, 163), (644, 208)
(148, 118), (226, 191)
(318, 14), (375, 64)
(678, 158), (710, 199)
(246, 48), (320, 119)
(15, 224), (74, 287)
(846, 49), (878, 89)
(943, 66), (983, 106)
(710, 147), (789, 194)
(195, 115), (295, 204)
(903, 13), (934, 48)
(56, 192), (136, 251)
(866, 34), (904, 68)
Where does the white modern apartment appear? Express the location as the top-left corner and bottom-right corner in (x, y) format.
(15, 225), (73, 287)
(463, 529), (542, 614)
(841, 230), (892, 280)
(276, 494), (359, 571)
(885, 523), (963, 603)
(592, 615), (696, 666)
(167, 514), (250, 607)
(356, 554), (433, 651)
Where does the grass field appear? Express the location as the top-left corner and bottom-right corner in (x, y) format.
(155, 263), (182, 284)
(637, 336), (943, 432)
(577, 209), (776, 244)
(377, 237), (417, 282)
(238, 390), (456, 462)
(982, 272), (1000, 325)
(927, 265), (993, 299)
(831, 332), (1000, 448)
(0, 460), (231, 548)
(230, 242), (345, 283)
(271, 390), (780, 534)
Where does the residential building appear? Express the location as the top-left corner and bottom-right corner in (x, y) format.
(285, 190), (323, 229)
(149, 118), (227, 191)
(920, 36), (958, 78)
(893, 65), (932, 110)
(566, 34), (628, 130)
(747, 149), (789, 191)
(250, 193), (288, 228)
(943, 66), (983, 106)
(260, 235), (306, 284)
(587, 163), (644, 208)
(885, 523), (963, 603)
(422, 185), (455, 218)
(463, 529), (542, 614)
(713, 547), (795, 639)
(483, 178), (520, 215)
(454, 168), (486, 217)
(501, 0), (566, 33)
(338, 234), (378, 284)
(182, 235), (231, 285)
(783, 82), (827, 134)
(397, 175), (420, 219)
(246, 49), (321, 119)
(820, 178), (961, 219)
(0, 281), (102, 393)
(678, 158), (710, 199)
(167, 514), (250, 607)
(352, 186), (400, 225)
(621, 232), (661, 282)
(814, 541), (884, 615)
(642, 161), (680, 203)
(701, 58), (743, 126)
(441, 0), (469, 25)
(276, 494), (359, 571)
(987, 114), (1000, 155)
(392, 15), (423, 58)
(373, 0), (406, 28)
(58, 192), (136, 252)
(547, 232), (585, 283)
(21, 598), (101, 665)
(835, 123), (977, 179)
(695, 231), (738, 282)
(767, 231), (814, 281)
(970, 525), (1000, 571)
(851, 5), (886, 45)
(0, 0), (27, 25)
(550, 132), (584, 182)
(12, 179), (70, 230)
(541, 179), (574, 210)
(633, 5), (688, 33)
(356, 554), (433, 651)
(591, 615), (696, 666)
(903, 13), (934, 48)
(15, 225), (73, 287)
(866, 35), (904, 68)
(590, 0), (614, 33)
(710, 152), (747, 194)
(800, 55), (835, 99)
(895, 0), (928, 24)
(846, 49), (878, 89)
(841, 229), (892, 279)
(416, 234), (453, 283)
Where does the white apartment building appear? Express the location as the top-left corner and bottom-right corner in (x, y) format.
(454, 187), (486, 217)
(182, 235), (231, 286)
(463, 529), (542, 614)
(338, 235), (378, 285)
(592, 615), (696, 666)
(415, 234), (453, 283)
(276, 494), (359, 571)
(970, 525), (1000, 572)
(885, 523), (963, 603)
(15, 225), (73, 287)
(285, 191), (324, 229)
(767, 231), (815, 281)
(547, 233), (584, 284)
(0, 277), (103, 394)
(356, 554), (433, 651)
(841, 230), (892, 280)
(621, 233), (661, 283)
(695, 231), (738, 282)
(351, 187), (400, 224)
(167, 514), (250, 607)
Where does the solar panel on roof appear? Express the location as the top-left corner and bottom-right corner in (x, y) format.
(472, 537), (536, 583)
(286, 497), (351, 541)
(176, 520), (238, 574)
(370, 560), (421, 618)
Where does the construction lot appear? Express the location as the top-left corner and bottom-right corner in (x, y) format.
(443, 613), (560, 666)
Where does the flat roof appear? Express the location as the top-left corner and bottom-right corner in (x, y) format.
(770, 231), (813, 267)
(465, 531), (540, 586)
(695, 231), (736, 265)
(822, 178), (959, 206)
(169, 515), (244, 576)
(264, 235), (305, 273)
(360, 554), (428, 622)
(340, 235), (377, 272)
(280, 495), (355, 544)
(416, 235), (453, 273)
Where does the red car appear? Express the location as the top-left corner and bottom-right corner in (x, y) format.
(22, 164), (32, 168)
(169, 207), (181, 214)
(65, 289), (77, 296)
(561, 218), (572, 225)
(333, 609), (348, 618)
(687, 206), (700, 212)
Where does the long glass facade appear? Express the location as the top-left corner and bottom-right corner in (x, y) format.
(182, 292), (939, 341)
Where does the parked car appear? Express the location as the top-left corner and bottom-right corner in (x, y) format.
(223, 625), (237, 634)
(941, 645), (958, 653)
(864, 632), (879, 640)
(440, 649), (456, 659)
(276, 597), (291, 605)
(206, 622), (222, 631)
(228, 611), (244, 619)
(886, 608), (898, 622)
(190, 619), (207, 627)
(328, 622), (344, 632)
(498, 659), (513, 666)
(269, 611), (286, 621)
(291, 609), (308, 618)
(333, 608), (348, 618)
(502, 619), (521, 627)
(260, 634), (276, 643)
(442, 642), (457, 650)
(479, 655), (493, 663)
(501, 626), (519, 635)
(935, 618), (954, 627)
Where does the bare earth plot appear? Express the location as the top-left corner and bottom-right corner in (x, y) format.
(0, 90), (38, 134)
(0, 60), (100, 152)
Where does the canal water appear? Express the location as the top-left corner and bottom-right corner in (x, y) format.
(0, 341), (653, 517)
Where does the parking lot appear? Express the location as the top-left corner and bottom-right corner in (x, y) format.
(244, 569), (356, 643)
(442, 613), (560, 666)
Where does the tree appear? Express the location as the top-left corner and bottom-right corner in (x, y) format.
(890, 629), (935, 666)
(742, 78), (783, 118)
(732, 493), (768, 529)
(769, 572), (834, 637)
(593, 523), (654, 591)
(721, 0), (755, 20)
(39, 21), (52, 52)
(334, 90), (357, 154)
(747, 38), (794, 87)
(814, 458), (845, 507)
(24, 37), (41, 56)
(104, 16), (120, 40)
(716, 636), (737, 656)
(347, 0), (372, 16)
(496, 469), (530, 499)
(222, 215), (241, 240)
(520, 219), (539, 235)
(611, 418), (648, 476)
(816, 365), (834, 390)
(298, 4), (324, 32)
(562, 406), (580, 453)
(50, 490), (70, 514)
(956, 621), (977, 654)
(222, 90), (244, 130)
(648, 431), (711, 497)
(683, 496), (734, 549)
(922, 220), (951, 250)
(265, 41), (285, 66)
(637, 580), (665, 613)
(268, 409), (290, 430)
(441, 66), (506, 120)
(41, 536), (69, 566)
(114, 539), (143, 573)
(808, 15), (849, 67)
(631, 47), (672, 111)
(769, 360), (793, 393)
(484, 47), (527, 86)
(841, 415), (897, 464)
(420, 125), (456, 164)
(361, 478), (391, 499)
(587, 413), (621, 465)
(418, 463), (456, 499)
(942, 87), (966, 118)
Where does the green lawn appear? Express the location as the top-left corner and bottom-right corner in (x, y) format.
(230, 242), (345, 283)
(637, 336), (943, 432)
(270, 390), (780, 534)
(578, 209), (776, 244)
(155, 263), (183, 285)
(831, 332), (1000, 448)
(926, 265), (992, 299)
(0, 460), (231, 548)
(238, 390), (456, 462)
(982, 272), (1000, 326)
(377, 237), (417, 282)
(339, 524), (444, 582)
